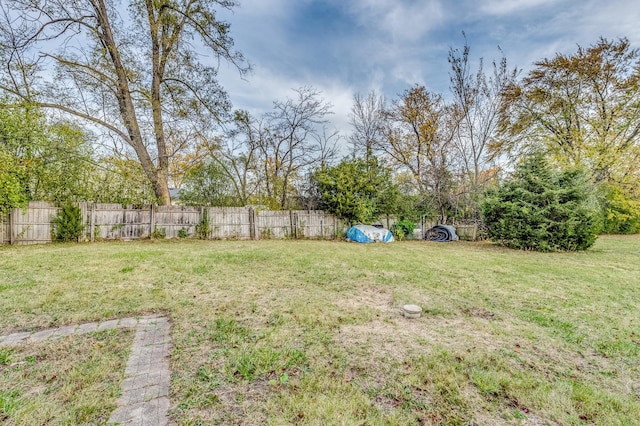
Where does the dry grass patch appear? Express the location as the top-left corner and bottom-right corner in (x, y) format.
(0, 329), (132, 425)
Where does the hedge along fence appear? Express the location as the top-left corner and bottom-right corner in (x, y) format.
(1, 202), (345, 245)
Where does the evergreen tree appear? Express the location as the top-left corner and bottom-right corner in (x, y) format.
(482, 152), (598, 251)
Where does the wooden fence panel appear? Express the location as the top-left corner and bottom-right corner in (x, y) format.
(91, 204), (130, 240)
(208, 207), (251, 239)
(5, 202), (474, 244)
(256, 211), (293, 239)
(294, 211), (343, 239)
(0, 215), (8, 245)
(10, 202), (58, 245)
(122, 207), (152, 239)
(155, 206), (201, 239)
(454, 224), (478, 241)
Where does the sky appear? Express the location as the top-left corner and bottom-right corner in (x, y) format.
(214, 0), (640, 138)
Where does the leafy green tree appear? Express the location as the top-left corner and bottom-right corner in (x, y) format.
(0, 101), (42, 212)
(28, 122), (96, 202)
(498, 38), (640, 232)
(0, 149), (27, 216)
(499, 38), (640, 179)
(312, 157), (399, 225)
(86, 156), (157, 205)
(179, 161), (242, 207)
(482, 152), (599, 251)
(600, 183), (640, 234)
(0, 101), (96, 211)
(1, 0), (248, 204)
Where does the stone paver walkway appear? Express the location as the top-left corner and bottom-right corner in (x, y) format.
(0, 315), (172, 426)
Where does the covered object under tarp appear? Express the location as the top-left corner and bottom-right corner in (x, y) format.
(424, 225), (459, 242)
(346, 225), (395, 243)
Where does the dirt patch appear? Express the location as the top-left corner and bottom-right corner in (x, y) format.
(333, 285), (507, 359)
(463, 307), (497, 321)
(213, 380), (271, 424)
(333, 286), (396, 315)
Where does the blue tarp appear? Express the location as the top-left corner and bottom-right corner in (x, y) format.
(346, 225), (395, 243)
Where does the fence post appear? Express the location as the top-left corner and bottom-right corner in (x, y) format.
(150, 204), (155, 238)
(291, 211), (299, 239)
(248, 208), (256, 240)
(90, 203), (95, 242)
(9, 208), (16, 245)
(120, 207), (125, 239)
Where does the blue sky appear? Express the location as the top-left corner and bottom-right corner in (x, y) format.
(216, 0), (640, 135)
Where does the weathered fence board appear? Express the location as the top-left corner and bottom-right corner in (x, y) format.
(10, 202), (59, 245)
(455, 224), (478, 241)
(208, 207), (251, 239)
(155, 205), (200, 239)
(294, 211), (342, 239)
(0, 215), (8, 245)
(256, 210), (292, 239)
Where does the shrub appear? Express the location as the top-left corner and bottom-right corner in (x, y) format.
(391, 220), (416, 240)
(52, 202), (84, 242)
(195, 209), (210, 239)
(600, 183), (640, 234)
(482, 152), (598, 251)
(150, 227), (166, 239)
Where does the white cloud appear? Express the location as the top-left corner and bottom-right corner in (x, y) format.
(572, 0), (640, 45)
(348, 0), (444, 42)
(217, 0), (640, 139)
(219, 61), (356, 143)
(234, 0), (292, 19)
(480, 0), (563, 16)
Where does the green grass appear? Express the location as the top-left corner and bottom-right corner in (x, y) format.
(1, 236), (639, 425)
(0, 329), (132, 425)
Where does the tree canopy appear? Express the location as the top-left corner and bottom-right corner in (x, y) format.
(0, 0), (248, 204)
(0, 101), (95, 214)
(312, 157), (399, 225)
(499, 38), (640, 232)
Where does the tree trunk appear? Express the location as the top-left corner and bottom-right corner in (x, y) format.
(94, 0), (170, 205)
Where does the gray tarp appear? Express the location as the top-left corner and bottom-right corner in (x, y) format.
(424, 225), (459, 242)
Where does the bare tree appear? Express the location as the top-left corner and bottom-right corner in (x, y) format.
(447, 39), (518, 219)
(449, 40), (518, 188)
(349, 90), (385, 161)
(202, 110), (264, 206)
(380, 85), (460, 222)
(256, 87), (333, 209)
(0, 0), (248, 204)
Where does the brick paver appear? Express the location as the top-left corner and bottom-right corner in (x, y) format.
(0, 315), (172, 425)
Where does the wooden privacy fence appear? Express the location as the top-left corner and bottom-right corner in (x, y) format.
(0, 201), (481, 245)
(0, 202), (345, 245)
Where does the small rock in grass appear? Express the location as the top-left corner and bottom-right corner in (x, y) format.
(403, 304), (422, 319)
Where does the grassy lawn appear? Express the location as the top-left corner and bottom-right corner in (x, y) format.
(1, 236), (639, 425)
(0, 329), (132, 425)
